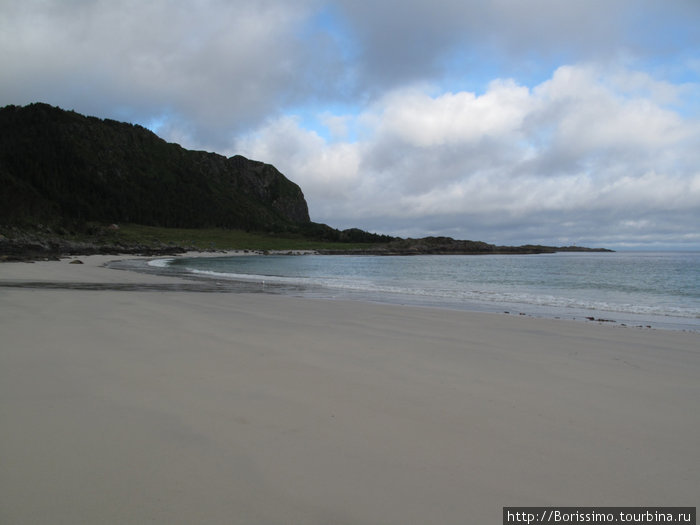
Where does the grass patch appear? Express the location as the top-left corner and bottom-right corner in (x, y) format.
(112, 224), (377, 251)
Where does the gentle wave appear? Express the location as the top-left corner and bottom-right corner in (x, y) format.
(143, 252), (700, 330)
(176, 263), (699, 320)
(147, 258), (175, 268)
(189, 268), (314, 285)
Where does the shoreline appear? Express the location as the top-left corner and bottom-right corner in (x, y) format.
(0, 251), (697, 332)
(121, 253), (699, 333)
(1, 254), (699, 523)
(1, 252), (697, 332)
(0, 223), (614, 263)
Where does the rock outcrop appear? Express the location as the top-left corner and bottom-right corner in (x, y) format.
(0, 103), (310, 230)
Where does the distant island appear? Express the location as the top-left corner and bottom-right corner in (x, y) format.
(0, 103), (612, 260)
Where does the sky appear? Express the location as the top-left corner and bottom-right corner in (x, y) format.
(2, 0), (699, 249)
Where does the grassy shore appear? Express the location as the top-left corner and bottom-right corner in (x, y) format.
(1, 223), (614, 262)
(110, 224), (376, 251)
(0, 222), (380, 260)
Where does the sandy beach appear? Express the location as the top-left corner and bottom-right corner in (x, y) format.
(1, 255), (698, 524)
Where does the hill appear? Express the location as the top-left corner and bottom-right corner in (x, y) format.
(0, 103), (310, 231)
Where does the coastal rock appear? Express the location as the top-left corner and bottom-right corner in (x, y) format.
(0, 103), (310, 230)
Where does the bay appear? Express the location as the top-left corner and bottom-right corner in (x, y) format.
(142, 251), (699, 331)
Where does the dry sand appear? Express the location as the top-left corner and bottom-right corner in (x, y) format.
(1, 256), (698, 524)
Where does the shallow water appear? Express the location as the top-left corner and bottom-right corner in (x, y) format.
(130, 251), (700, 331)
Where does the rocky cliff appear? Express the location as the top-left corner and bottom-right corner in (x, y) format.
(0, 103), (310, 230)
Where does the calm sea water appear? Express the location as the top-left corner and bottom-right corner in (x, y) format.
(143, 252), (699, 331)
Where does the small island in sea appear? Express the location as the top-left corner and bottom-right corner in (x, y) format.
(0, 102), (611, 260)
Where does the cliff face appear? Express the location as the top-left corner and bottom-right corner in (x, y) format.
(0, 103), (310, 229)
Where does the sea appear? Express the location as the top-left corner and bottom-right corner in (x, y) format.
(122, 251), (700, 332)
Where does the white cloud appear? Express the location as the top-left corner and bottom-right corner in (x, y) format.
(319, 113), (351, 141)
(373, 80), (530, 147)
(535, 66), (690, 155)
(235, 64), (700, 246)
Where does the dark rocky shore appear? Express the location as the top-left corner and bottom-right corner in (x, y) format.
(0, 226), (187, 262)
(1, 225), (612, 262)
(319, 236), (613, 255)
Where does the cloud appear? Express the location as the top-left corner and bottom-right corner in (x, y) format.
(373, 80), (531, 147)
(234, 64), (700, 246)
(0, 0), (326, 148)
(333, 0), (700, 90)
